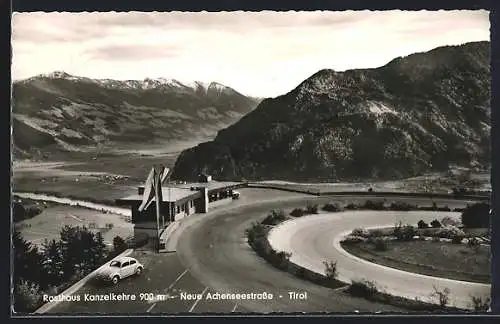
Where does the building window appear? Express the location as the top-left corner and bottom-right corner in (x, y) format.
(176, 206), (180, 214)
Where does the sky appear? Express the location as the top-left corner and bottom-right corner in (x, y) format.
(11, 10), (490, 98)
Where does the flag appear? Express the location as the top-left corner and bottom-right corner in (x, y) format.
(161, 167), (172, 184)
(142, 166), (166, 211)
(138, 167), (155, 212)
(154, 165), (165, 206)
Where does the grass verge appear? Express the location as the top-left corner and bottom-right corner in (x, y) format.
(341, 240), (490, 284)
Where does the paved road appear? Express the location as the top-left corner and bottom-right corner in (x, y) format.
(267, 209), (491, 310)
(174, 189), (455, 313)
(44, 188), (486, 314)
(47, 251), (244, 314)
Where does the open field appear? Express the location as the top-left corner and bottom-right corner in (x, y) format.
(342, 240), (490, 284)
(15, 205), (133, 247)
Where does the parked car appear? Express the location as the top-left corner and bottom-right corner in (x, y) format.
(95, 256), (144, 285)
(232, 191), (241, 199)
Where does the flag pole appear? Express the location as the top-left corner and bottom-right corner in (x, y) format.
(169, 184), (172, 223)
(154, 167), (161, 252)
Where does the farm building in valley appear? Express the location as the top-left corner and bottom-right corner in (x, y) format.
(115, 180), (242, 250)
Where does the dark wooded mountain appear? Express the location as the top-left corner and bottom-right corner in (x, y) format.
(172, 41), (491, 182)
(12, 72), (260, 158)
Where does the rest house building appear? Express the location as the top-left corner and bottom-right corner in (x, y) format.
(115, 177), (242, 251)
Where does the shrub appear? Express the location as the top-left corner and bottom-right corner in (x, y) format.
(245, 222), (267, 247)
(467, 237), (481, 247)
(113, 236), (128, 254)
(322, 203), (342, 212)
(441, 216), (460, 227)
(417, 220), (429, 229)
(470, 295), (490, 312)
(373, 237), (389, 251)
(369, 229), (384, 238)
(430, 219), (442, 228)
(13, 280), (43, 313)
(461, 203), (490, 228)
(451, 234), (464, 244)
(389, 201), (415, 211)
(431, 286), (450, 308)
(351, 228), (369, 237)
(341, 235), (366, 245)
(262, 209), (286, 225)
(345, 203), (358, 210)
(268, 250), (291, 270)
(290, 208), (305, 217)
(363, 200), (385, 210)
(347, 279), (378, 299)
(437, 225), (465, 239)
(323, 260), (338, 280)
(393, 222), (416, 241)
(305, 202), (319, 214)
(12, 202), (44, 222)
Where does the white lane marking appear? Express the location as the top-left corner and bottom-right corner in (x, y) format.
(145, 268), (190, 312)
(146, 303), (156, 313)
(231, 304), (238, 312)
(166, 269), (189, 291)
(188, 287), (208, 313)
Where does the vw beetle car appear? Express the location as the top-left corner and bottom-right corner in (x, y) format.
(95, 256), (144, 285)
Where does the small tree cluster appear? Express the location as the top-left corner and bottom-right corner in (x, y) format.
(363, 200), (386, 210)
(13, 225), (109, 313)
(430, 286), (450, 308)
(441, 217), (460, 227)
(430, 219), (442, 228)
(347, 279), (378, 299)
(305, 202), (319, 214)
(323, 260), (338, 281)
(389, 201), (415, 211)
(461, 203), (490, 229)
(436, 226), (466, 242)
(13, 201), (44, 222)
(113, 236), (128, 255)
(262, 209), (286, 225)
(393, 222), (416, 241)
(470, 295), (490, 312)
(351, 228), (370, 238)
(417, 220), (429, 229)
(322, 203), (342, 212)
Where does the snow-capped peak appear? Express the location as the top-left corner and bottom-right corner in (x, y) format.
(18, 72), (234, 94)
(44, 71), (72, 79)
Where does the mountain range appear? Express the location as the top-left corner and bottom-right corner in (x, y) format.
(171, 41), (491, 182)
(12, 72), (260, 159)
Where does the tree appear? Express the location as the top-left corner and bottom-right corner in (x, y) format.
(461, 203), (490, 228)
(58, 226), (107, 279)
(13, 230), (44, 287)
(113, 236), (128, 254)
(13, 202), (26, 222)
(13, 280), (43, 313)
(393, 222), (416, 241)
(417, 220), (429, 229)
(41, 239), (64, 287)
(430, 219), (442, 228)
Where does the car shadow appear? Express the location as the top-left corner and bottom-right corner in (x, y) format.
(87, 270), (148, 288)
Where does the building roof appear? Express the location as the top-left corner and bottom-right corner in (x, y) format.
(175, 181), (242, 192)
(116, 187), (200, 205)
